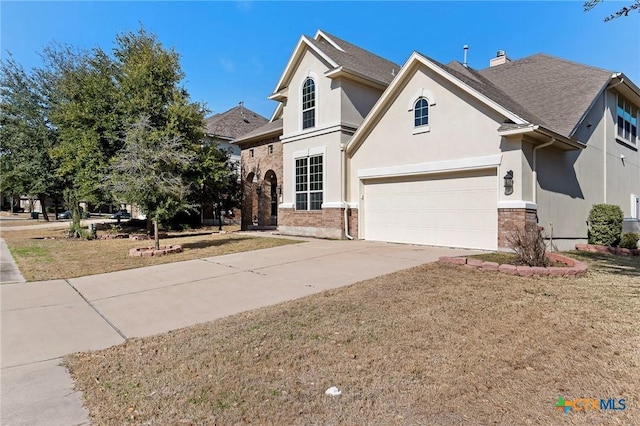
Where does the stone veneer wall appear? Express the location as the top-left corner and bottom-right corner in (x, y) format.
(240, 136), (283, 230)
(278, 207), (359, 239)
(497, 208), (538, 249)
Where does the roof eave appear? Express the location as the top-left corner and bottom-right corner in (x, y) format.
(268, 90), (287, 102)
(324, 66), (390, 90)
(499, 125), (586, 151)
(205, 133), (234, 142)
(233, 126), (284, 145)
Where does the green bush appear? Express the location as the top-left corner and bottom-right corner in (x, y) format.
(587, 204), (623, 246)
(619, 232), (639, 249)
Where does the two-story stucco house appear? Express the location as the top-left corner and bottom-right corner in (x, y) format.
(236, 30), (640, 251)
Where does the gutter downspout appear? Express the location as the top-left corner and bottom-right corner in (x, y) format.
(532, 138), (555, 204)
(340, 143), (354, 240)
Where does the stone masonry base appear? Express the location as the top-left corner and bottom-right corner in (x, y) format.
(278, 207), (358, 239)
(498, 208), (538, 250)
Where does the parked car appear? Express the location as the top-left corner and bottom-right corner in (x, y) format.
(109, 210), (131, 219)
(57, 210), (72, 219)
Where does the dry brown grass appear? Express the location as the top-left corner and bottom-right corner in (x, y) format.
(2, 227), (299, 281)
(66, 254), (639, 425)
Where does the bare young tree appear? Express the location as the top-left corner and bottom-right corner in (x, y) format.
(107, 118), (194, 250)
(584, 0), (640, 21)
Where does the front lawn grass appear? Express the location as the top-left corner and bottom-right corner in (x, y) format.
(66, 253), (639, 424)
(2, 227), (301, 281)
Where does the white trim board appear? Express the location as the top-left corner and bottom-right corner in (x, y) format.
(357, 154), (502, 179)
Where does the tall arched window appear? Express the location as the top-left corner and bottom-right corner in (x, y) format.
(302, 78), (316, 129)
(414, 98), (429, 127)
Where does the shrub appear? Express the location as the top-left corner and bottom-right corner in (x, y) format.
(507, 228), (549, 267)
(619, 232), (640, 249)
(587, 204), (623, 246)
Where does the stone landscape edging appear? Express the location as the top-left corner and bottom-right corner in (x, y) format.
(575, 243), (639, 256)
(129, 245), (183, 257)
(438, 252), (587, 278)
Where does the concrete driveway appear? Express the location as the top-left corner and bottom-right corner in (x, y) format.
(1, 236), (477, 425)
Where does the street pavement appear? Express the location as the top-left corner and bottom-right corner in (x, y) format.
(1, 233), (478, 425)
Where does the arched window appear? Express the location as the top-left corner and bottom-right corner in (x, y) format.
(414, 98), (429, 127)
(302, 78), (315, 129)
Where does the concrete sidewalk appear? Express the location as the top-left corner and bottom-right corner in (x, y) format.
(1, 237), (477, 425)
(0, 238), (25, 284)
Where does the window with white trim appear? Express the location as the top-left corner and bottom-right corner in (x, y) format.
(295, 155), (323, 210)
(414, 98), (429, 127)
(302, 78), (316, 129)
(617, 94), (638, 145)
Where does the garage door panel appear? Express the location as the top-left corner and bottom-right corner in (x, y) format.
(363, 171), (497, 250)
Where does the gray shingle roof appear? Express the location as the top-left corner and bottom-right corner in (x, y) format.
(308, 31), (400, 85)
(436, 58), (547, 127)
(478, 54), (612, 137)
(204, 105), (268, 140)
(233, 118), (283, 144)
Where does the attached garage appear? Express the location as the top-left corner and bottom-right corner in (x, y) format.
(361, 169), (498, 250)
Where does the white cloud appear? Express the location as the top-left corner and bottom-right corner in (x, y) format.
(251, 56), (263, 75)
(220, 58), (235, 73)
(235, 1), (252, 12)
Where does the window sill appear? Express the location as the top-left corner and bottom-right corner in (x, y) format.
(616, 137), (638, 151)
(413, 125), (430, 135)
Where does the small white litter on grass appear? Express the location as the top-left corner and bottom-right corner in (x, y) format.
(325, 386), (342, 396)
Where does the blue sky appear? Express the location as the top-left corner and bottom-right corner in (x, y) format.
(2, 1), (639, 119)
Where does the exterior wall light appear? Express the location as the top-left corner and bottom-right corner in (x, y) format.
(504, 170), (514, 196)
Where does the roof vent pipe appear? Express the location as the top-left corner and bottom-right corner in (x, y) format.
(463, 45), (469, 68)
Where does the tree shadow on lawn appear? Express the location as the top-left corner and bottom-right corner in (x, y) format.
(568, 250), (640, 278)
(179, 236), (252, 250)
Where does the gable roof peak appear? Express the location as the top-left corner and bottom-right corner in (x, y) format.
(314, 29), (345, 52)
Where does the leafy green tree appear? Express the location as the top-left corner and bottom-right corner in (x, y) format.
(113, 27), (204, 140)
(196, 143), (242, 231)
(0, 54), (61, 220)
(109, 27), (206, 235)
(44, 45), (123, 231)
(584, 0), (640, 21)
(108, 118), (194, 249)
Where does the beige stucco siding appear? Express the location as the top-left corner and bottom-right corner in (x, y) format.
(281, 50), (341, 136)
(348, 67), (509, 204)
(281, 133), (343, 208)
(535, 90), (640, 247)
(339, 79), (384, 126)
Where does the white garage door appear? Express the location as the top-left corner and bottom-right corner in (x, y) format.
(362, 170), (498, 250)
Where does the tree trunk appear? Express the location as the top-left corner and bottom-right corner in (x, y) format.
(39, 195), (50, 222)
(154, 219), (160, 251)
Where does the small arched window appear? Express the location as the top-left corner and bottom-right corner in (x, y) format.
(302, 78), (316, 129)
(414, 98), (429, 127)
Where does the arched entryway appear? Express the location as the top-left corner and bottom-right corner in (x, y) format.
(242, 169), (279, 230)
(242, 172), (257, 229)
(264, 170), (278, 226)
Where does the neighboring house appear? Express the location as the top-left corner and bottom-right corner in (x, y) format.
(204, 102), (268, 163)
(201, 103), (268, 225)
(239, 30), (640, 251)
